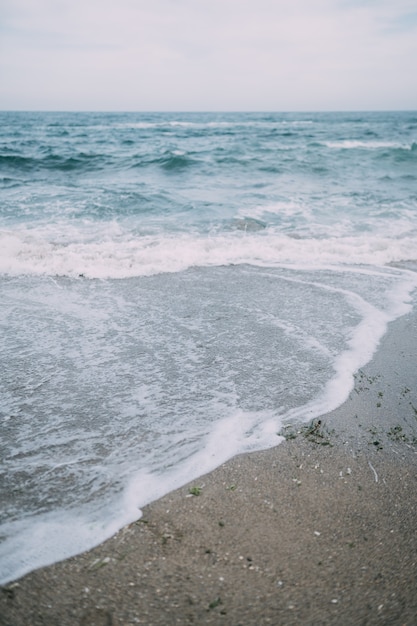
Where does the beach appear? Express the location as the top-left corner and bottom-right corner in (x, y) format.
(1, 308), (416, 626)
(1, 111), (417, 624)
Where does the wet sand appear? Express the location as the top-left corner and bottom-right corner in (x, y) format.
(1, 311), (416, 625)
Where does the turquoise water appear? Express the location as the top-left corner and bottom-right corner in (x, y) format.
(1, 111), (417, 583)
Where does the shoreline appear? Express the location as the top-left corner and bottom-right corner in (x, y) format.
(1, 310), (417, 625)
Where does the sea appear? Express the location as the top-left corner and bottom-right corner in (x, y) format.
(1, 111), (417, 584)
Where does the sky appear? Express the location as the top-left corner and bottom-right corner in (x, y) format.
(1, 0), (417, 111)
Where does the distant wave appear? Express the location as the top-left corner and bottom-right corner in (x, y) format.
(114, 120), (315, 130)
(0, 152), (109, 173)
(128, 149), (198, 172)
(324, 140), (417, 151)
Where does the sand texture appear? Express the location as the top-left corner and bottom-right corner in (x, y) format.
(1, 311), (416, 626)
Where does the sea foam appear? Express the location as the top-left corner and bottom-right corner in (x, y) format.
(1, 227), (417, 279)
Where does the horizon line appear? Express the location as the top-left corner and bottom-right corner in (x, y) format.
(1, 108), (417, 115)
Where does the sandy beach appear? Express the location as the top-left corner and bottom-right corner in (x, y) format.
(1, 308), (416, 626)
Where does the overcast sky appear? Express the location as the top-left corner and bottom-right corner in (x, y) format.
(1, 0), (417, 111)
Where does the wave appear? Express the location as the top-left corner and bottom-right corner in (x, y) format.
(0, 155), (35, 170)
(152, 150), (196, 172)
(0, 152), (109, 173)
(1, 252), (416, 585)
(323, 140), (417, 151)
(1, 228), (416, 279)
(114, 119), (315, 131)
(0, 149), (202, 175)
(0, 177), (21, 188)
(128, 152), (197, 172)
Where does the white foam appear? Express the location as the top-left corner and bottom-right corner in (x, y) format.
(1, 227), (417, 280)
(113, 120), (315, 131)
(0, 408), (283, 585)
(324, 140), (415, 150)
(280, 269), (416, 426)
(0, 500), (141, 585)
(125, 408), (284, 511)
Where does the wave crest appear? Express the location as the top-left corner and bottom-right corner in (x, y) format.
(0, 152), (108, 173)
(1, 229), (416, 279)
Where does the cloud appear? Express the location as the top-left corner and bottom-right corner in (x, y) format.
(1, 0), (416, 110)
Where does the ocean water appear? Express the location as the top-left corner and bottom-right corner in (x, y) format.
(1, 111), (417, 584)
